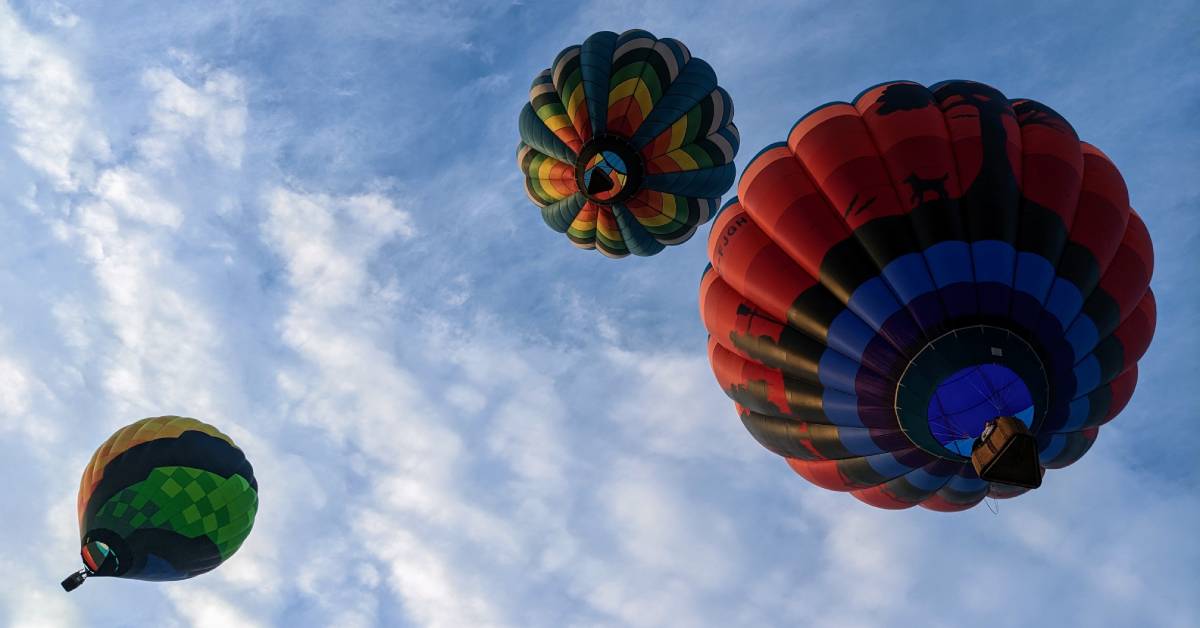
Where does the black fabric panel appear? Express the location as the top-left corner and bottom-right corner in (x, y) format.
(818, 235), (887, 303)
(729, 318), (828, 384)
(785, 284), (846, 344)
(1084, 384), (1114, 428)
(1014, 199), (1069, 261)
(125, 527), (223, 580)
(1091, 336), (1126, 387)
(847, 215), (922, 272)
(740, 410), (811, 459)
(909, 198), (967, 249)
(932, 81), (1022, 245)
(723, 373), (826, 423)
(1080, 289), (1123, 340)
(85, 431), (257, 528)
(1056, 241), (1102, 295)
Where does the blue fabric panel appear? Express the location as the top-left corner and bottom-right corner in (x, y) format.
(903, 466), (953, 492)
(943, 437), (976, 457)
(926, 364), (1034, 445)
(845, 277), (904, 337)
(862, 451), (917, 480)
(821, 389), (866, 428)
(833, 428), (890, 456)
(937, 282), (977, 319)
(612, 204), (666, 256)
(826, 309), (875, 363)
(1061, 396), (1091, 432)
(579, 31), (618, 136)
(972, 240), (1016, 286)
(540, 194), (586, 232)
(944, 473), (988, 492)
(1064, 316), (1100, 362)
(880, 252), (937, 308)
(1073, 356), (1101, 395)
(818, 349), (861, 394)
(1014, 251), (1056, 302)
(1009, 279), (1047, 331)
(904, 290), (949, 338)
(519, 104), (576, 164)
(137, 553), (188, 581)
(644, 163), (736, 197)
(1045, 277), (1084, 329)
(628, 59), (718, 149)
(923, 241), (974, 287)
(1038, 433), (1067, 463)
(975, 283), (1010, 317)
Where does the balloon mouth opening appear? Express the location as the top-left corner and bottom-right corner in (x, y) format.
(574, 134), (644, 205)
(926, 363), (1034, 456)
(80, 529), (130, 577)
(895, 325), (1048, 461)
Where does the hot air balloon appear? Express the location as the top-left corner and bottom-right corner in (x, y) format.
(700, 80), (1154, 511)
(517, 29), (739, 258)
(62, 416), (258, 591)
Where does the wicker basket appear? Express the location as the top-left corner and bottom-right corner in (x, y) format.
(970, 417), (1044, 489)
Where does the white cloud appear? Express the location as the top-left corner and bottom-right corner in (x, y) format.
(93, 166), (183, 227)
(0, 2), (1195, 628)
(0, 355), (33, 419)
(0, 578), (80, 628)
(139, 63), (248, 169)
(357, 512), (504, 628)
(264, 187), (415, 308)
(165, 586), (267, 628)
(263, 185), (526, 625)
(602, 460), (741, 589)
(0, 3), (110, 190)
(604, 346), (758, 462)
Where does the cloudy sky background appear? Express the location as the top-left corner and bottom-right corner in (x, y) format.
(0, 1), (1196, 626)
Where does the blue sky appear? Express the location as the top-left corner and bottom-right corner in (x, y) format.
(0, 1), (1196, 626)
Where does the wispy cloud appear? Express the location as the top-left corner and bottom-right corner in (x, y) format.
(0, 1), (1195, 627)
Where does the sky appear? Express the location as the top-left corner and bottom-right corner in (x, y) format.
(0, 1), (1196, 626)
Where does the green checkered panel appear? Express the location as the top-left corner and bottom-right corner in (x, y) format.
(91, 466), (258, 559)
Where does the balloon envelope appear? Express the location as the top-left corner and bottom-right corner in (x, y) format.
(69, 416), (258, 585)
(518, 29), (739, 258)
(700, 80), (1154, 511)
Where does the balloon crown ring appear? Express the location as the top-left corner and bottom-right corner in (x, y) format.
(573, 134), (644, 205)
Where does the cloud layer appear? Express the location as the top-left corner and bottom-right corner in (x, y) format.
(0, 1), (1196, 627)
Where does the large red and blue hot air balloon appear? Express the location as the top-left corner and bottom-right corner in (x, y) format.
(700, 80), (1154, 510)
(517, 29), (739, 258)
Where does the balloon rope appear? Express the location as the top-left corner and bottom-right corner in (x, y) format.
(963, 368), (1005, 414)
(929, 425), (972, 440)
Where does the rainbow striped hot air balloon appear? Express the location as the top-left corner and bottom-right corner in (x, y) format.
(517, 29), (739, 258)
(62, 416), (258, 591)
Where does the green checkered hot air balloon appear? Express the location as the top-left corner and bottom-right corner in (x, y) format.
(61, 416), (258, 592)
